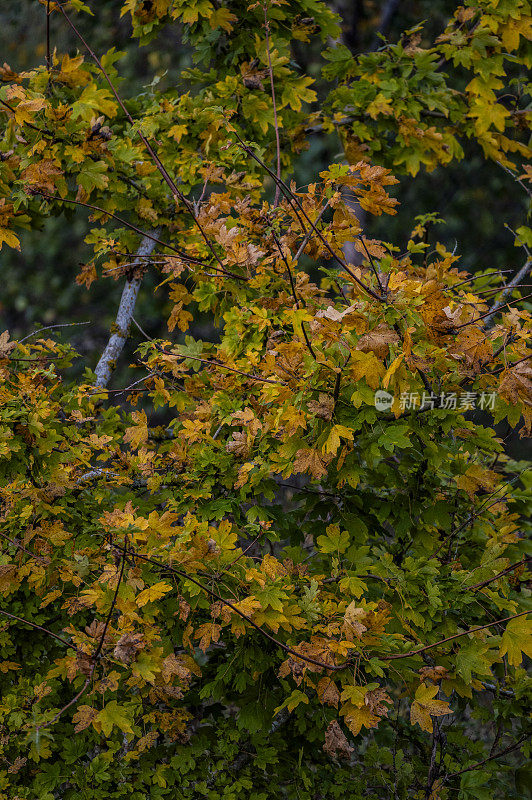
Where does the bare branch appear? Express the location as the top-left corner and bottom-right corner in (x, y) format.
(94, 233), (159, 388)
(444, 734), (528, 781)
(383, 610), (530, 661)
(483, 259), (532, 330)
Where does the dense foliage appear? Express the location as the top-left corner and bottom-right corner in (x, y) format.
(0, 1), (531, 798)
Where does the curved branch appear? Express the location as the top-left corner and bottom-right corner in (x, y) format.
(383, 610), (530, 661)
(94, 233), (159, 388)
(483, 259), (532, 330)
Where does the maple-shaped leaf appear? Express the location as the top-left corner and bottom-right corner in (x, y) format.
(0, 228), (20, 251)
(364, 687), (392, 716)
(410, 683), (452, 733)
(293, 447), (328, 479)
(342, 602), (368, 641)
(274, 689), (309, 715)
(356, 324), (399, 359)
(96, 700), (135, 737)
(316, 523), (350, 554)
(135, 581), (172, 607)
(455, 640), (495, 683)
(316, 677), (340, 708)
(72, 705), (98, 733)
(123, 410), (149, 449)
(323, 720), (353, 760)
(323, 424), (354, 456)
(194, 622), (221, 653)
(113, 632), (145, 663)
(0, 330), (16, 356)
(342, 702), (380, 736)
(499, 615), (532, 666)
(307, 393), (334, 421)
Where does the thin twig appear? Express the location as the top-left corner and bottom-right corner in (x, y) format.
(483, 259), (532, 330)
(444, 734), (528, 781)
(383, 610), (530, 661)
(17, 321), (90, 344)
(55, 4), (228, 274)
(230, 129), (384, 302)
(0, 609), (80, 653)
(263, 3), (281, 207)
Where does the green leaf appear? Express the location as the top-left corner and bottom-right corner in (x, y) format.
(97, 701), (135, 737)
(499, 615), (532, 666)
(316, 524), (350, 554)
(455, 641), (495, 684)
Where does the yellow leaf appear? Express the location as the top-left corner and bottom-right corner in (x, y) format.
(499, 615), (532, 667)
(209, 7), (237, 32)
(136, 581), (173, 607)
(382, 355), (404, 389)
(0, 227), (20, 251)
(194, 622), (221, 653)
(410, 683), (452, 733)
(124, 411), (149, 449)
(341, 702), (379, 736)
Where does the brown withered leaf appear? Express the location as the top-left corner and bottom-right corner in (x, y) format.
(0, 330), (15, 358)
(76, 652), (94, 677)
(323, 720), (354, 760)
(0, 563), (19, 593)
(0, 63), (21, 83)
(419, 666), (448, 683)
(113, 632), (145, 664)
(317, 677), (340, 708)
(293, 447), (329, 480)
(364, 688), (392, 716)
(175, 596), (191, 621)
(22, 159), (63, 195)
(8, 756), (27, 774)
(307, 393), (334, 421)
(243, 73), (265, 90)
(499, 362), (532, 404)
(356, 324), (399, 359)
(85, 620), (107, 640)
(226, 431), (250, 457)
(72, 705), (98, 733)
(452, 326), (491, 372)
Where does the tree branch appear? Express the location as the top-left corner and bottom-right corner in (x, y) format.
(444, 734), (528, 781)
(94, 233), (159, 388)
(483, 259), (532, 330)
(383, 610), (530, 661)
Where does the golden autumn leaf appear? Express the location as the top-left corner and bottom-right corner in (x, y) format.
(194, 622), (221, 653)
(341, 702), (380, 736)
(410, 683), (452, 733)
(123, 411), (149, 449)
(343, 603), (368, 641)
(135, 581), (173, 607)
